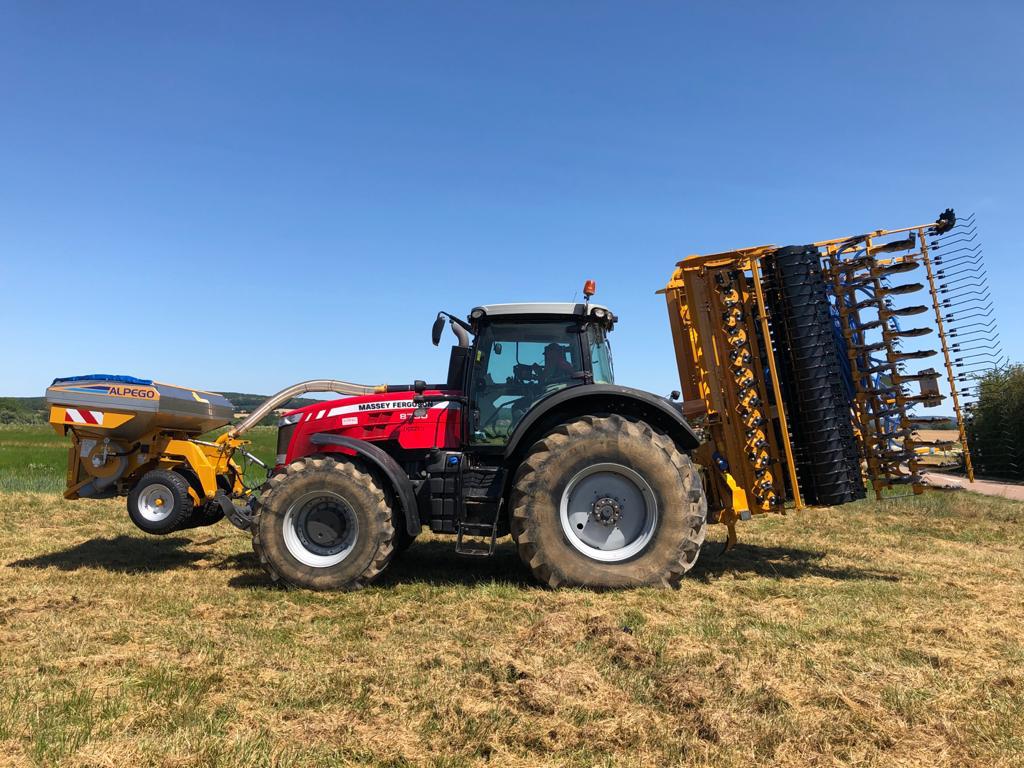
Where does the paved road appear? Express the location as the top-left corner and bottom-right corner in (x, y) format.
(923, 472), (1024, 502)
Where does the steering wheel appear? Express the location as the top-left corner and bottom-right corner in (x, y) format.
(478, 392), (528, 435)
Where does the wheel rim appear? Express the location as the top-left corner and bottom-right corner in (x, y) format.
(559, 462), (658, 563)
(283, 491), (359, 568)
(137, 483), (175, 522)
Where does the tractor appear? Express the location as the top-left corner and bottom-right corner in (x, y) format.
(254, 292), (707, 589)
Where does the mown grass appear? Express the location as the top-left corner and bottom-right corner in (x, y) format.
(1, 427), (1023, 765)
(0, 479), (1021, 766)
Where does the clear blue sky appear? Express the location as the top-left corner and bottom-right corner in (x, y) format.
(2, 2), (1021, 399)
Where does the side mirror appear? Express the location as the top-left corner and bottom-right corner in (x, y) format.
(431, 315), (446, 346)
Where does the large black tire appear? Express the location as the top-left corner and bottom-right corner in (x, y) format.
(763, 245), (864, 505)
(252, 457), (395, 590)
(510, 415), (707, 589)
(127, 469), (195, 535)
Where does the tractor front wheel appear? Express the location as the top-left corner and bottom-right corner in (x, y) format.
(252, 457), (395, 590)
(510, 415), (707, 588)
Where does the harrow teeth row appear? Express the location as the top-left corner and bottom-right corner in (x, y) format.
(822, 211), (1005, 492)
(824, 230), (940, 493)
(928, 215), (1015, 477)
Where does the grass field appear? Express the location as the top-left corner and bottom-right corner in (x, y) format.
(1, 427), (1023, 767)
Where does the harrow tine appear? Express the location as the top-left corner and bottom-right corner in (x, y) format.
(933, 249), (978, 268)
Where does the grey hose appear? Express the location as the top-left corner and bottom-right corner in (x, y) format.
(452, 321), (470, 348)
(229, 379), (385, 437)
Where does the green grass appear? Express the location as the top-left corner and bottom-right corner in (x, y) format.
(1, 429), (1023, 766)
(0, 425), (69, 493)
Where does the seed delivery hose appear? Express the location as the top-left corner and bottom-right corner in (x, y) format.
(228, 379), (386, 438)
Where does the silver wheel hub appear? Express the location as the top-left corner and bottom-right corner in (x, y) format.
(559, 462), (658, 563)
(591, 497), (622, 527)
(283, 491), (359, 568)
(137, 484), (174, 523)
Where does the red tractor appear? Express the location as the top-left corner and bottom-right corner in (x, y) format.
(253, 298), (707, 590)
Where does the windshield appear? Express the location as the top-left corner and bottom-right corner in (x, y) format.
(588, 325), (615, 384)
(470, 321), (584, 445)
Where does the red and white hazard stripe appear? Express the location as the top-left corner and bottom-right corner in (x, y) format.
(65, 408), (104, 425)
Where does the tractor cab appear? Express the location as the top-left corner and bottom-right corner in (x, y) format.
(465, 303), (616, 446)
(433, 300), (618, 447)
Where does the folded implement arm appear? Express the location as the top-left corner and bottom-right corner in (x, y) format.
(662, 210), (1001, 540)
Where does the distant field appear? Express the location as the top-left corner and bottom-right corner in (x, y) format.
(913, 429), (963, 469)
(0, 428), (1022, 766)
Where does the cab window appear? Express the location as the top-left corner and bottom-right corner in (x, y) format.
(588, 325), (615, 384)
(470, 322), (583, 445)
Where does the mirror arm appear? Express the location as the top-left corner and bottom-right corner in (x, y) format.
(439, 312), (472, 333)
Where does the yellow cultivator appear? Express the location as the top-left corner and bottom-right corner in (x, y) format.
(662, 209), (1000, 546)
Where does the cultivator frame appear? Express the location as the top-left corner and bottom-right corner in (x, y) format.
(663, 209), (1000, 542)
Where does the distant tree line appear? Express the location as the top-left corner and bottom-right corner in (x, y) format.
(966, 365), (1024, 480)
(0, 398), (46, 425)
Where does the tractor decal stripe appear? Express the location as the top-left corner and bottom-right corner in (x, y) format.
(326, 401), (456, 418)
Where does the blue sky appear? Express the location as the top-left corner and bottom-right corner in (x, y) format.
(1, 2), (1021, 400)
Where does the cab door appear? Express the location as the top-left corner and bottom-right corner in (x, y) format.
(468, 321), (585, 447)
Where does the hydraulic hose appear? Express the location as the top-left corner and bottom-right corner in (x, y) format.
(228, 379), (386, 438)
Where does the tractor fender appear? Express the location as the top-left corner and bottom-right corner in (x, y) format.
(504, 384), (700, 462)
(308, 433), (420, 536)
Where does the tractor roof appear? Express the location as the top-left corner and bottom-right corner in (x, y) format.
(470, 302), (614, 323)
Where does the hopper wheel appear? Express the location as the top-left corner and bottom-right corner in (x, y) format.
(127, 470), (195, 535)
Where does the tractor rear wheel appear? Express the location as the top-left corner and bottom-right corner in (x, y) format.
(252, 457), (395, 590)
(510, 415), (706, 588)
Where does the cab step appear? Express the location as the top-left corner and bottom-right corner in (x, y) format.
(454, 502), (502, 557)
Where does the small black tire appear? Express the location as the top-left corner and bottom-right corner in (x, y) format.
(510, 415), (707, 589)
(179, 501), (225, 529)
(127, 469), (195, 535)
(252, 457), (395, 590)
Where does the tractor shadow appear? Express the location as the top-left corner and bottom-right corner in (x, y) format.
(376, 541), (536, 588)
(690, 542), (900, 583)
(7, 534), (252, 575)
(226, 540), (537, 589)
(9, 535), (898, 587)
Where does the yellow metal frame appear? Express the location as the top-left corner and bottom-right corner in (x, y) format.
(662, 247), (802, 533)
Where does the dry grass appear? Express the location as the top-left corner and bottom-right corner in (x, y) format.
(0, 489), (1022, 767)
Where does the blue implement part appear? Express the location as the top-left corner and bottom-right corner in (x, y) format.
(51, 374), (154, 386)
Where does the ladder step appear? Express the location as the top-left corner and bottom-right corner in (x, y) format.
(454, 502), (503, 557)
